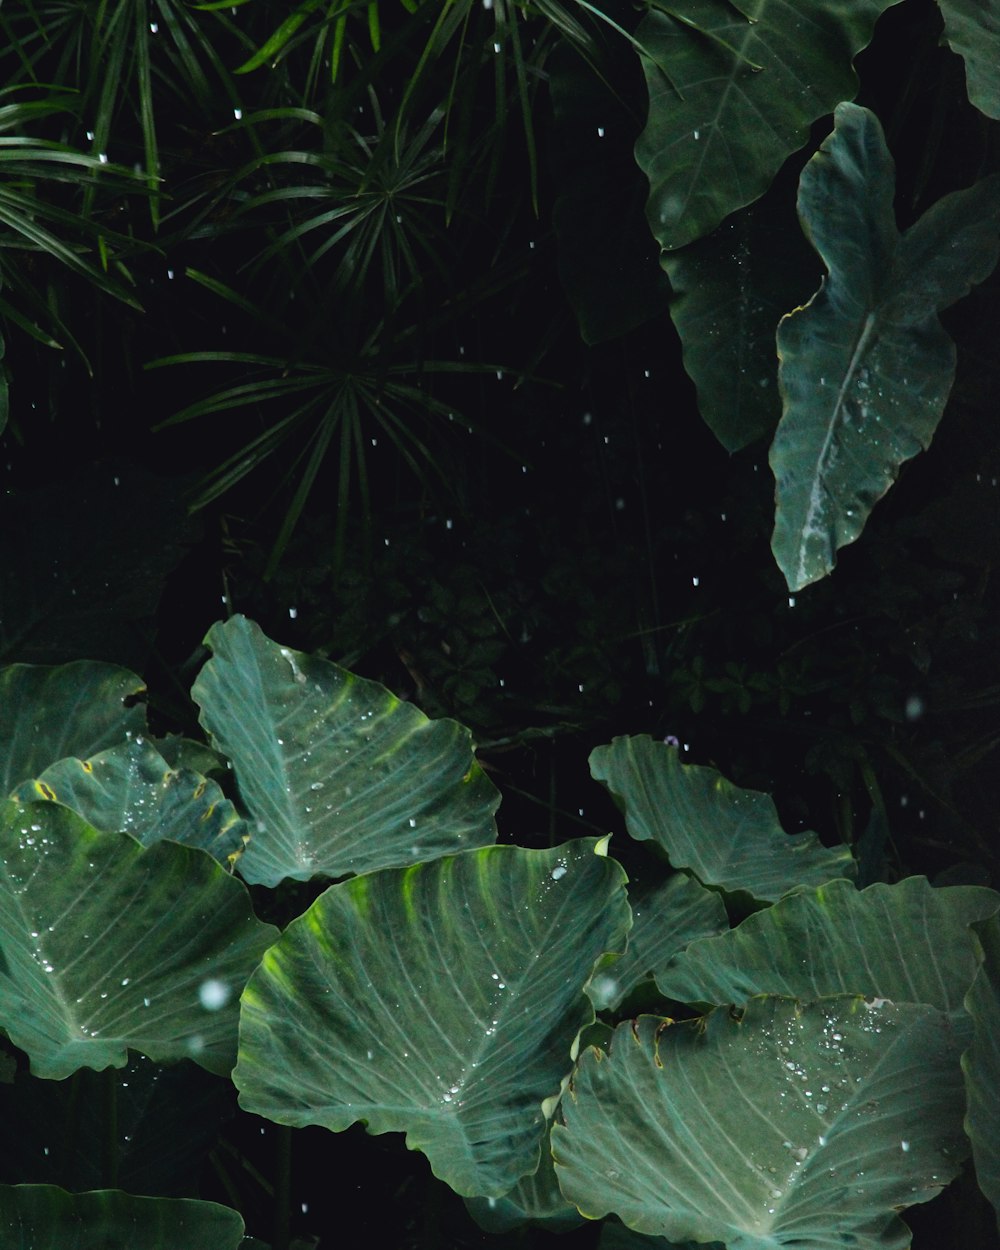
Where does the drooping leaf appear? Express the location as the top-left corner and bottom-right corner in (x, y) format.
(655, 876), (999, 1011)
(588, 871), (728, 1010)
(963, 912), (1000, 1227)
(634, 0), (900, 251)
(11, 738), (248, 868)
(770, 103), (1000, 591)
(192, 615), (499, 886)
(938, 0), (1000, 119)
(0, 800), (278, 1079)
(599, 1221), (724, 1250)
(464, 1123), (584, 1233)
(0, 662), (146, 796)
(554, 998), (968, 1247)
(590, 735), (855, 902)
(0, 1184), (243, 1250)
(234, 839), (630, 1198)
(661, 162), (820, 451)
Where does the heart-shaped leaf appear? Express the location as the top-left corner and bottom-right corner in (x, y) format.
(771, 103), (1000, 590)
(963, 912), (1000, 1226)
(635, 0), (899, 251)
(588, 871), (728, 1010)
(656, 876), (999, 1011)
(193, 615), (500, 886)
(0, 800), (278, 1079)
(0, 662), (145, 796)
(590, 735), (855, 902)
(0, 1184), (243, 1250)
(554, 997), (968, 1247)
(234, 839), (630, 1198)
(938, 0), (1000, 119)
(11, 738), (247, 868)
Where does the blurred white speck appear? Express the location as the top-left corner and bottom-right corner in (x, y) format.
(288, 606), (298, 619)
(198, 979), (231, 1011)
(149, 21), (158, 32)
(98, 152), (108, 164)
(597, 126), (605, 138)
(788, 596), (796, 607)
(905, 694), (924, 720)
(233, 106), (242, 119)
(692, 576), (700, 587)
(901, 1140), (910, 1152)
(167, 268), (175, 279)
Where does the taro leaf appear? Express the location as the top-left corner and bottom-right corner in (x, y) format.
(634, 0), (899, 251)
(662, 162), (820, 452)
(153, 734), (231, 779)
(0, 800), (278, 1079)
(655, 876), (999, 1012)
(464, 1124), (584, 1234)
(771, 103), (1000, 591)
(600, 1222), (724, 1250)
(11, 738), (247, 868)
(549, 39), (669, 344)
(0, 467), (197, 669)
(938, 0), (1000, 119)
(193, 615), (499, 886)
(234, 840), (630, 1198)
(590, 735), (854, 902)
(0, 662), (146, 796)
(588, 871), (728, 1010)
(0, 1184), (243, 1250)
(963, 912), (1000, 1226)
(553, 998), (968, 1247)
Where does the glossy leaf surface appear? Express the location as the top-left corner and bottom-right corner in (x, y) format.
(193, 615), (499, 886)
(656, 876), (999, 1010)
(939, 0), (1000, 118)
(0, 800), (277, 1079)
(590, 735), (854, 902)
(635, 0), (897, 251)
(12, 738), (247, 868)
(963, 912), (1000, 1225)
(0, 1184), (243, 1250)
(235, 840), (630, 1197)
(0, 662), (145, 796)
(554, 998), (967, 1246)
(588, 871), (728, 1010)
(771, 103), (1000, 590)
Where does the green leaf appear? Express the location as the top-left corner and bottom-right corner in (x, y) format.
(635, 0), (900, 251)
(0, 1184), (243, 1249)
(234, 839), (630, 1198)
(655, 876), (999, 1011)
(590, 735), (855, 903)
(0, 662), (146, 795)
(0, 800), (277, 1079)
(11, 739), (247, 869)
(192, 615), (500, 886)
(464, 1124), (584, 1233)
(662, 164), (820, 451)
(588, 871), (728, 1010)
(770, 103), (1000, 591)
(963, 912), (1000, 1227)
(938, 0), (1000, 119)
(554, 997), (968, 1247)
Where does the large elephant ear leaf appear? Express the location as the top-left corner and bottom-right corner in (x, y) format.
(0, 661), (146, 795)
(0, 1184), (244, 1250)
(553, 998), (968, 1247)
(656, 876), (999, 1012)
(192, 615), (499, 886)
(234, 839), (630, 1199)
(770, 102), (1000, 591)
(11, 738), (247, 868)
(937, 0), (1000, 119)
(0, 800), (278, 1079)
(634, 0), (900, 251)
(963, 912), (1000, 1226)
(589, 735), (854, 903)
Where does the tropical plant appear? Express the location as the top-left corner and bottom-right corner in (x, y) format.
(0, 616), (996, 1247)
